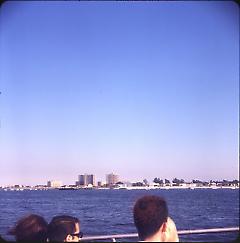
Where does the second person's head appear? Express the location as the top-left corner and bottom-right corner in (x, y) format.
(47, 215), (82, 242)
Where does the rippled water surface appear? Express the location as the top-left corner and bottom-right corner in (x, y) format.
(0, 189), (239, 241)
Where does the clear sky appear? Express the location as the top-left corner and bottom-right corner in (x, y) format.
(0, 1), (239, 185)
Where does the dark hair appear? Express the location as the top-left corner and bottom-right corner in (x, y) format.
(0, 234), (6, 242)
(47, 215), (80, 242)
(8, 214), (48, 242)
(133, 195), (168, 240)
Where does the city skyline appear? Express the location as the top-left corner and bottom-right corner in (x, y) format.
(0, 1), (239, 185)
(0, 171), (239, 188)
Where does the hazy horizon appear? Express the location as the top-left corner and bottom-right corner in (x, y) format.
(0, 1), (239, 186)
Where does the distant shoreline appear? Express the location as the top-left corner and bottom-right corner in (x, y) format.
(1, 185), (239, 191)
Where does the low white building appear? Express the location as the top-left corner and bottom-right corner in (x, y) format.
(47, 180), (62, 188)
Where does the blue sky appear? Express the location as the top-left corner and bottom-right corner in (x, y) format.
(0, 1), (239, 185)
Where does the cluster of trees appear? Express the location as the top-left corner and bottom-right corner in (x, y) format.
(210, 179), (239, 186)
(116, 178), (239, 187)
(153, 178), (170, 185)
(153, 177), (184, 185)
(132, 182), (144, 187)
(152, 178), (239, 186)
(132, 178), (185, 187)
(133, 178), (202, 186)
(132, 179), (149, 187)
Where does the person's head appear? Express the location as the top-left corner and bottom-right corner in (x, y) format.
(47, 215), (82, 242)
(133, 195), (168, 241)
(8, 214), (48, 242)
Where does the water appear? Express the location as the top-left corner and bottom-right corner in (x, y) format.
(0, 189), (239, 241)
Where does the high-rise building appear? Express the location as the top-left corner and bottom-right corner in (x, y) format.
(106, 173), (119, 185)
(77, 174), (96, 186)
(97, 181), (103, 187)
(47, 180), (62, 188)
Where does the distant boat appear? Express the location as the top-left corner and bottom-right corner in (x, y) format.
(58, 187), (76, 190)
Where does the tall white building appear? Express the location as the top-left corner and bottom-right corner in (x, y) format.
(106, 173), (119, 185)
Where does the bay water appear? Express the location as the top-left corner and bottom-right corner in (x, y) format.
(0, 189), (239, 241)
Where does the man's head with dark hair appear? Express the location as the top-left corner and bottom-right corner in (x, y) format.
(133, 195), (169, 241)
(8, 214), (48, 242)
(47, 215), (81, 242)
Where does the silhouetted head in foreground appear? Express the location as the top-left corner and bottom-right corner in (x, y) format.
(8, 214), (48, 242)
(133, 195), (179, 242)
(47, 215), (82, 242)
